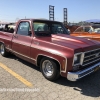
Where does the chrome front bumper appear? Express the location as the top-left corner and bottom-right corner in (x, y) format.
(67, 62), (100, 81)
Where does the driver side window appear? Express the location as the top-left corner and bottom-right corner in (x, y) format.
(17, 22), (31, 36)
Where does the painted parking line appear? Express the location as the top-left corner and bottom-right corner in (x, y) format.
(0, 62), (33, 87)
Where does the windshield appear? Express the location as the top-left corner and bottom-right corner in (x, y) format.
(33, 21), (69, 36)
(92, 25), (100, 33)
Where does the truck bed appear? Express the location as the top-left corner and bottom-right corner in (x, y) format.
(0, 31), (13, 49)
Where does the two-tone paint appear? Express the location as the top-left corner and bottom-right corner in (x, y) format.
(0, 19), (100, 80)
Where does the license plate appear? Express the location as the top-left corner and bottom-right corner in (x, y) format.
(94, 66), (100, 72)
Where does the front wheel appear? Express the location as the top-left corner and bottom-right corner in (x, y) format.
(40, 57), (60, 81)
(0, 44), (9, 57)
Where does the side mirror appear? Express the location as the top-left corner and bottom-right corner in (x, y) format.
(28, 30), (32, 36)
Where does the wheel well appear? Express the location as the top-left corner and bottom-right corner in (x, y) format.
(37, 55), (60, 71)
(0, 42), (2, 45)
(0, 42), (4, 45)
(0, 42), (5, 48)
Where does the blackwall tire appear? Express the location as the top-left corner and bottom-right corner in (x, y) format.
(40, 57), (60, 81)
(0, 44), (9, 57)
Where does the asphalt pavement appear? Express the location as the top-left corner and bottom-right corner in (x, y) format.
(0, 54), (100, 100)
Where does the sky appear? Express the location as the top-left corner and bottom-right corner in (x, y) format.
(0, 0), (100, 23)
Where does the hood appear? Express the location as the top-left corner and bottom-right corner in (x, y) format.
(51, 34), (100, 52)
(35, 34), (100, 53)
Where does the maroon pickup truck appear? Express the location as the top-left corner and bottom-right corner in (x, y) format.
(0, 19), (100, 81)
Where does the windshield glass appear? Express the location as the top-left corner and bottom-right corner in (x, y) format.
(33, 21), (69, 36)
(92, 25), (100, 33)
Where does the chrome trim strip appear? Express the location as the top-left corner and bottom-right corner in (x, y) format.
(83, 48), (100, 66)
(72, 52), (83, 66)
(31, 46), (67, 73)
(67, 62), (100, 81)
(6, 47), (36, 61)
(36, 54), (67, 73)
(80, 53), (84, 65)
(5, 41), (67, 73)
(6, 47), (12, 51)
(6, 47), (67, 73)
(6, 44), (67, 73)
(83, 57), (100, 66)
(84, 53), (97, 58)
(85, 48), (100, 53)
(84, 55), (100, 63)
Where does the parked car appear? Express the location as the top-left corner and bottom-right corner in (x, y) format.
(66, 25), (79, 33)
(0, 24), (2, 29)
(71, 24), (100, 41)
(0, 23), (15, 32)
(0, 19), (100, 81)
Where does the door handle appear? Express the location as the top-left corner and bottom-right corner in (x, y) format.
(13, 35), (18, 38)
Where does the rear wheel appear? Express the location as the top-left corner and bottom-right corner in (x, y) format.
(0, 44), (9, 57)
(40, 57), (60, 81)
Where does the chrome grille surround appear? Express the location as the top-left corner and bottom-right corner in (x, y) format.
(82, 48), (100, 66)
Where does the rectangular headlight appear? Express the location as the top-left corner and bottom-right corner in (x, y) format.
(73, 53), (84, 71)
(73, 53), (82, 65)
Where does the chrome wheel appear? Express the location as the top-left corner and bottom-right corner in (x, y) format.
(41, 57), (60, 81)
(0, 44), (5, 55)
(42, 60), (54, 77)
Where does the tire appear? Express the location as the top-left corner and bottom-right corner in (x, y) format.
(40, 57), (60, 81)
(0, 44), (9, 57)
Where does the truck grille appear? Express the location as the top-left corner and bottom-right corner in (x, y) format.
(83, 49), (100, 66)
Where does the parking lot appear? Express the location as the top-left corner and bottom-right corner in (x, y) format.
(0, 54), (100, 100)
